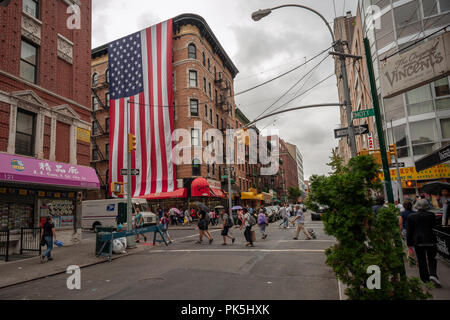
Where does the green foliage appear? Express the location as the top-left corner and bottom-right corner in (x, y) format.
(306, 154), (432, 300)
(288, 186), (304, 203)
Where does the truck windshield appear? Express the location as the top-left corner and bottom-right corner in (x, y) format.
(133, 202), (149, 212)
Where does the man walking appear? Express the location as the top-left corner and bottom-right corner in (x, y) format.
(279, 204), (288, 229)
(40, 216), (56, 263)
(240, 209), (255, 247)
(292, 205), (312, 240)
(221, 211), (236, 245)
(407, 199), (441, 287)
(134, 207), (147, 243)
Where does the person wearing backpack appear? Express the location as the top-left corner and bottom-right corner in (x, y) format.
(240, 209), (255, 247)
(221, 212), (236, 245)
(257, 209), (268, 240)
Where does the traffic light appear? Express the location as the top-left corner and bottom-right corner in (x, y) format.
(389, 144), (397, 157)
(403, 180), (416, 188)
(110, 182), (124, 196)
(357, 149), (370, 156)
(128, 133), (136, 153)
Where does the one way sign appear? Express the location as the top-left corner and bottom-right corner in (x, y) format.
(334, 124), (369, 139)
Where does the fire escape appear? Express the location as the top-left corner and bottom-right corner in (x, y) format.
(91, 74), (109, 196)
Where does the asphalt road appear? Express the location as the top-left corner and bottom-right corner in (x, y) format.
(0, 214), (340, 300)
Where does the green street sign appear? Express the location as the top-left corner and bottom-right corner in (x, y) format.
(353, 108), (375, 119)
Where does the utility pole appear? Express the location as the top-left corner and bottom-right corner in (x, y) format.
(126, 100), (136, 248)
(363, 38), (394, 204)
(334, 40), (357, 158)
(227, 165), (233, 219)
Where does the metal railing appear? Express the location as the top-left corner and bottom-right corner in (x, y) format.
(20, 228), (41, 256)
(0, 230), (10, 262)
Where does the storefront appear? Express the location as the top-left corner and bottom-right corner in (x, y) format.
(0, 153), (99, 250)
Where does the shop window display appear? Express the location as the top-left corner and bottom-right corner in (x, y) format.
(39, 199), (75, 229)
(0, 203), (33, 231)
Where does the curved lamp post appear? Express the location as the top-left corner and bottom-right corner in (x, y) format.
(251, 4), (357, 158)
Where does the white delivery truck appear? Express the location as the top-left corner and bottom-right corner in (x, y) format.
(82, 198), (157, 231)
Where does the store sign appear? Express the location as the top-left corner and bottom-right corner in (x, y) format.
(378, 164), (450, 181)
(207, 179), (221, 189)
(368, 133), (374, 150)
(380, 32), (450, 98)
(77, 128), (91, 143)
(0, 153), (100, 189)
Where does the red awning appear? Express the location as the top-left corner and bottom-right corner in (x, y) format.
(191, 177), (210, 197)
(211, 188), (226, 198)
(137, 188), (187, 200)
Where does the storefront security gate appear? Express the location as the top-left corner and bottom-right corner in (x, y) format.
(96, 225), (168, 262)
(20, 228), (41, 256)
(0, 230), (10, 262)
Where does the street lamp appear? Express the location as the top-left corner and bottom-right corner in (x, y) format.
(251, 4), (358, 158)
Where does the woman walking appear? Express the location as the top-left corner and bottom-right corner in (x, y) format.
(257, 209), (268, 240)
(196, 211), (213, 244)
(160, 213), (173, 243)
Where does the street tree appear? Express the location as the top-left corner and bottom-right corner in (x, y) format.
(306, 153), (432, 300)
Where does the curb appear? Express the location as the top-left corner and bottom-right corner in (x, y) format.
(0, 243), (150, 290)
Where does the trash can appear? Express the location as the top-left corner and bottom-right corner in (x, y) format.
(95, 227), (114, 255)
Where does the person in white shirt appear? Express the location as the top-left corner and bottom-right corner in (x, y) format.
(291, 205), (312, 240)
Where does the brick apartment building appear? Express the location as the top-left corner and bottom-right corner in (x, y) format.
(0, 0), (98, 247)
(88, 13), (268, 206)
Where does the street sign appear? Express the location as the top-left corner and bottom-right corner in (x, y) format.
(353, 108), (375, 119)
(390, 162), (405, 168)
(334, 124), (369, 139)
(120, 168), (140, 176)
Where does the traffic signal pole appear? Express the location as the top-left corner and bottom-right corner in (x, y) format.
(363, 38), (394, 203)
(126, 99), (136, 248)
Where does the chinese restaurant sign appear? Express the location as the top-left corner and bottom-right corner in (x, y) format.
(0, 153), (100, 189)
(378, 164), (450, 181)
(380, 32), (450, 98)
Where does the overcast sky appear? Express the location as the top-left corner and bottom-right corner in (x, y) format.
(92, 0), (359, 180)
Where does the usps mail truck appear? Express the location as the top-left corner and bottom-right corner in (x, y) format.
(82, 198), (157, 231)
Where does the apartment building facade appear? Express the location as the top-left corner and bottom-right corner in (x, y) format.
(0, 0), (97, 245)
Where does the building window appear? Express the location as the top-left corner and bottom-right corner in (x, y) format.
(210, 108), (213, 124)
(441, 118), (450, 140)
(192, 158), (201, 176)
(387, 124), (409, 157)
(105, 117), (110, 133)
(105, 92), (110, 107)
(23, 0), (39, 19)
(105, 143), (109, 160)
(208, 58), (210, 71)
(191, 129), (200, 146)
(92, 72), (99, 86)
(434, 77), (450, 110)
(190, 99), (199, 116)
(202, 52), (205, 66)
(410, 119), (438, 155)
(215, 90), (218, 104)
(15, 109), (35, 156)
(92, 120), (99, 136)
(92, 96), (99, 111)
(423, 0), (438, 17)
(105, 69), (109, 84)
(440, 0), (450, 13)
(205, 105), (208, 120)
(20, 40), (38, 84)
(214, 66), (217, 78)
(208, 83), (212, 97)
(203, 77), (207, 92)
(216, 114), (219, 128)
(212, 163), (215, 175)
(188, 43), (196, 59)
(405, 84), (433, 116)
(221, 118), (224, 130)
(92, 147), (99, 161)
(189, 70), (197, 87)
(394, 0), (420, 29)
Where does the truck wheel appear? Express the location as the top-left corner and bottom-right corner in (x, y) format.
(93, 222), (101, 232)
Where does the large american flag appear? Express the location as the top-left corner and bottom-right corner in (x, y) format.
(108, 20), (175, 197)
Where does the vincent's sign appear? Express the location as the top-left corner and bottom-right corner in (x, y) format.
(380, 32), (450, 98)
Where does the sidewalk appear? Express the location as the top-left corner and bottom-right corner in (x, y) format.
(0, 237), (156, 289)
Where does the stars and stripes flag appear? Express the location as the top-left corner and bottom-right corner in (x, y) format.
(108, 20), (175, 197)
